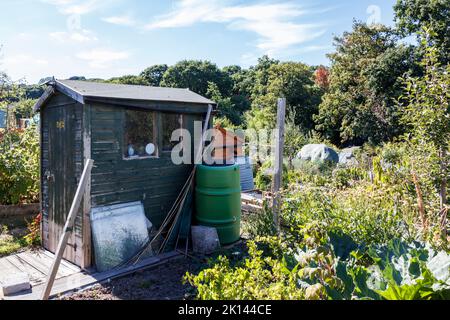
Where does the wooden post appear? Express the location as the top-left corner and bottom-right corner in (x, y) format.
(41, 159), (94, 300)
(81, 105), (92, 269)
(5, 104), (10, 132)
(272, 98), (286, 233)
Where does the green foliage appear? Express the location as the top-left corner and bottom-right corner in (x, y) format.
(140, 64), (168, 86)
(0, 126), (40, 205)
(161, 60), (232, 97)
(400, 42), (450, 152)
(254, 160), (289, 191)
(315, 22), (417, 146)
(245, 60), (322, 132)
(184, 238), (304, 300)
(107, 75), (148, 85)
(23, 213), (42, 246)
(244, 106), (276, 132)
(0, 226), (26, 257)
(207, 82), (242, 126)
(287, 160), (336, 187)
(248, 55), (280, 99)
(282, 184), (412, 246)
(0, 70), (26, 104)
(187, 220), (449, 300)
(254, 161), (273, 191)
(284, 114), (309, 168)
(365, 240), (450, 299)
(243, 202), (277, 238)
(23, 85), (44, 100)
(12, 99), (36, 119)
(394, 0), (450, 64)
(331, 166), (367, 189)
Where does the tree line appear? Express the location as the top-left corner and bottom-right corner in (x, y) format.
(4, 0), (450, 149)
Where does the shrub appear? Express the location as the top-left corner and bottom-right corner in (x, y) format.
(0, 226), (26, 257)
(186, 224), (450, 300)
(184, 238), (304, 300)
(242, 201), (277, 238)
(0, 126), (39, 205)
(281, 183), (413, 246)
(23, 213), (42, 246)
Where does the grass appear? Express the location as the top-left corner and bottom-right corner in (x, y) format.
(0, 225), (27, 257)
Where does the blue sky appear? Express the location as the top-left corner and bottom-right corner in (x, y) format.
(0, 0), (397, 84)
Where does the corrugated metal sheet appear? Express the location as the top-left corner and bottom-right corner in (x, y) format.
(236, 157), (254, 192)
(57, 80), (216, 105)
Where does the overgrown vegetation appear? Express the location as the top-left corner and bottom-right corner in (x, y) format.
(185, 0), (450, 299)
(0, 126), (40, 205)
(0, 0), (448, 301)
(0, 225), (26, 257)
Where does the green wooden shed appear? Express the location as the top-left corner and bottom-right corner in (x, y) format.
(34, 80), (215, 269)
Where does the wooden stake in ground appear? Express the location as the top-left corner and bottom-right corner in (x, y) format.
(272, 98), (286, 233)
(41, 159), (94, 300)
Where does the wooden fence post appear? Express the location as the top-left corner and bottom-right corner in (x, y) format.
(41, 159), (94, 300)
(272, 98), (286, 233)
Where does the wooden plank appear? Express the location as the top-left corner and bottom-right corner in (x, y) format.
(18, 251), (79, 279)
(4, 256), (46, 286)
(15, 252), (70, 279)
(41, 159), (94, 300)
(33, 86), (55, 112)
(7, 251), (181, 300)
(55, 81), (85, 105)
(272, 98), (286, 233)
(42, 250), (81, 273)
(0, 258), (18, 276)
(82, 104), (92, 269)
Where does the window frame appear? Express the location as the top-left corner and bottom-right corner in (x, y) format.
(161, 112), (184, 153)
(122, 109), (184, 161)
(122, 108), (159, 160)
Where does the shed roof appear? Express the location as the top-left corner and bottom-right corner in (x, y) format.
(34, 79), (216, 111)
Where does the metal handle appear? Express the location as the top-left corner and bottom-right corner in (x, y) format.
(45, 170), (55, 182)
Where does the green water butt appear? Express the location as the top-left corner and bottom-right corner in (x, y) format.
(195, 164), (242, 245)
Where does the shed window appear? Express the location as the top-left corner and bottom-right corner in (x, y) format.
(162, 113), (183, 152)
(124, 109), (157, 158)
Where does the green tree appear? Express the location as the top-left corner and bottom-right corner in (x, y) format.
(24, 84), (44, 100)
(248, 55), (279, 99)
(400, 41), (450, 212)
(140, 64), (168, 86)
(206, 82), (241, 126)
(161, 60), (232, 97)
(220, 65), (254, 124)
(14, 99), (36, 119)
(394, 0), (450, 64)
(246, 61), (321, 132)
(315, 22), (417, 146)
(107, 75), (148, 85)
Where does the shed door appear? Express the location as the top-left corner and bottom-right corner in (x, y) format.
(44, 105), (82, 265)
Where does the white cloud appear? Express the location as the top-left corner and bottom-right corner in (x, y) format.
(50, 29), (98, 43)
(76, 48), (130, 68)
(3, 54), (49, 67)
(41, 0), (104, 15)
(1, 54), (49, 82)
(145, 0), (327, 56)
(102, 14), (136, 26)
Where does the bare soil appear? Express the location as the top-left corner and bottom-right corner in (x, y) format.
(59, 241), (248, 300)
(59, 256), (202, 300)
